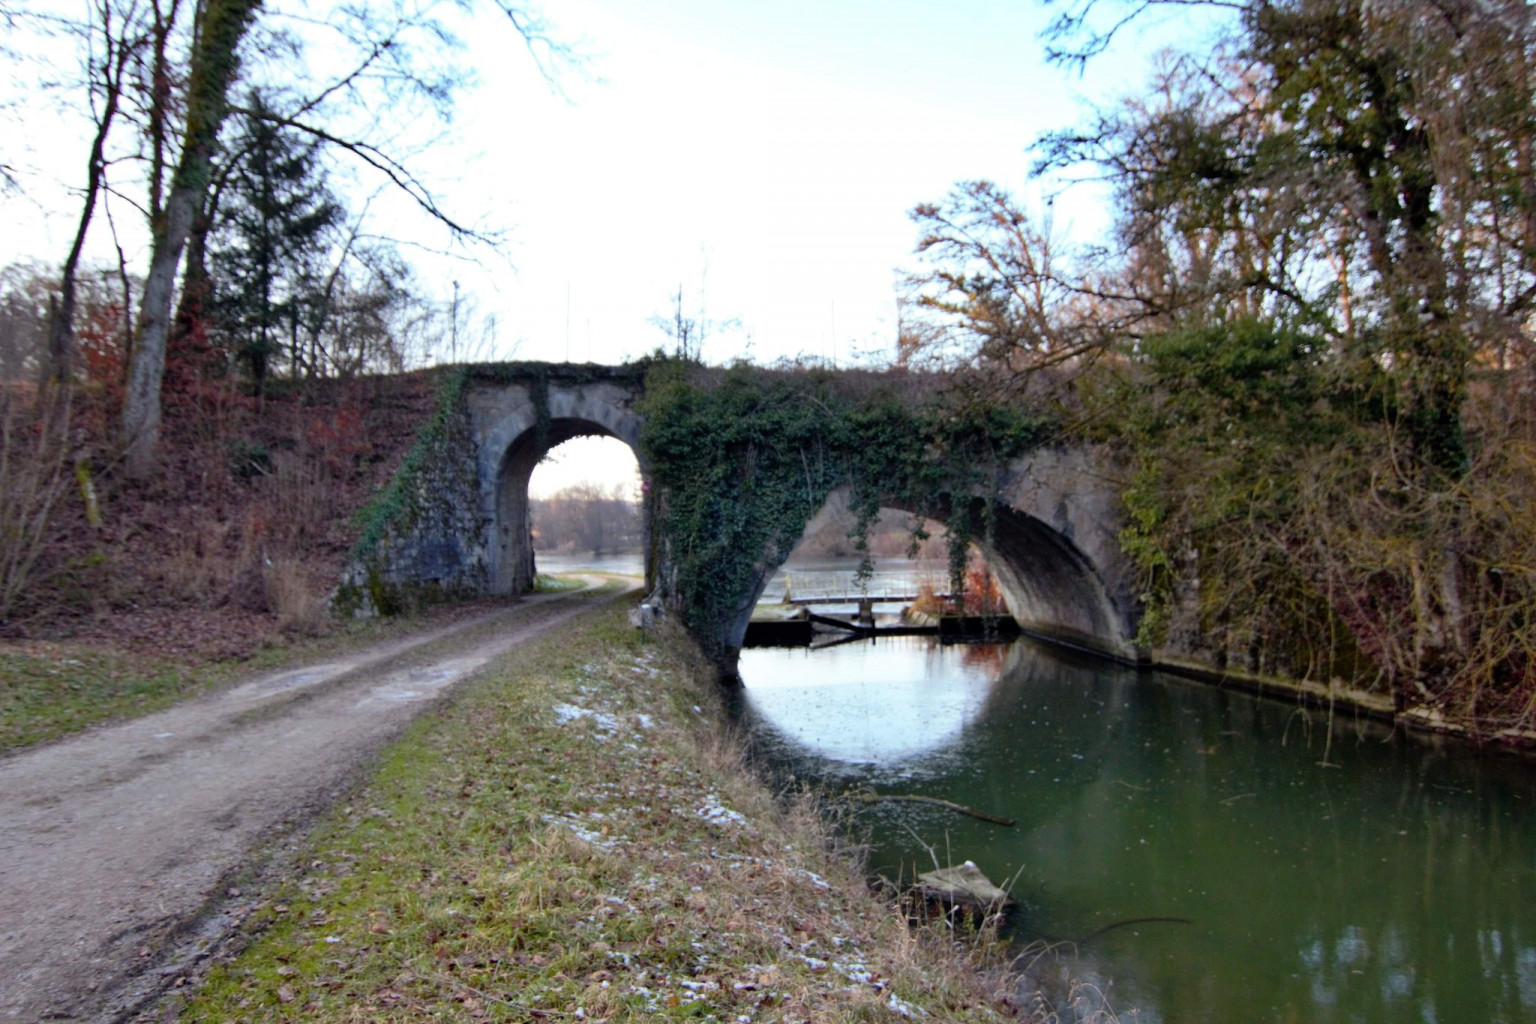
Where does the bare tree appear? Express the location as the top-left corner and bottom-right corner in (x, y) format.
(120, 0), (576, 473)
(121, 0), (260, 475)
(903, 0), (1536, 720)
(0, 264), (53, 382)
(43, 0), (146, 426)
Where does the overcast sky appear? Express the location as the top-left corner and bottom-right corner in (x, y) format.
(492, 0), (1188, 493)
(459, 0), (1133, 368)
(5, 0), (1210, 493)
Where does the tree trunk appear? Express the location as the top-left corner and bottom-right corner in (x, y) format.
(44, 3), (130, 435)
(122, 0), (261, 477)
(170, 195), (212, 346)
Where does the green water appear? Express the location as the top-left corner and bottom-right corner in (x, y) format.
(735, 637), (1536, 1023)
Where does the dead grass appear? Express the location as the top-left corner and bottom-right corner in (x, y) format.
(265, 556), (327, 635)
(0, 393), (72, 622)
(168, 604), (1027, 1023)
(0, 372), (438, 658)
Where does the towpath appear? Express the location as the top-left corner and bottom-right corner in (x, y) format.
(0, 578), (634, 1023)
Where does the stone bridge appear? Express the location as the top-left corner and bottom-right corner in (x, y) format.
(341, 363), (1143, 672)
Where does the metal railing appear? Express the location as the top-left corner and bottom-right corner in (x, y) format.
(770, 569), (952, 606)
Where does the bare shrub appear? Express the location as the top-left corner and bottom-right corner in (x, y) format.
(263, 448), (331, 549)
(264, 556), (325, 635)
(1296, 420), (1536, 731)
(911, 579), (947, 617)
(163, 512), (238, 604)
(0, 394), (71, 625)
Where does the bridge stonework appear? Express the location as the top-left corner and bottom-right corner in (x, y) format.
(468, 375), (648, 594)
(746, 445), (1140, 663)
(340, 363), (1142, 669)
(338, 366), (648, 615)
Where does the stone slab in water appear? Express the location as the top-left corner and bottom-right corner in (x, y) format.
(916, 861), (1014, 908)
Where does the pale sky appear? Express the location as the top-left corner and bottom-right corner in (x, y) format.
(4, 0), (1212, 495)
(455, 0), (1123, 368)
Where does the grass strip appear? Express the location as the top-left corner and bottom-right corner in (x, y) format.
(172, 603), (1016, 1022)
(0, 604), (500, 756)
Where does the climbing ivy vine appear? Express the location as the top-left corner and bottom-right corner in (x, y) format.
(350, 365), (469, 560)
(347, 359), (647, 574)
(637, 361), (1049, 664)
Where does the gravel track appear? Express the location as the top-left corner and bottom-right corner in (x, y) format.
(0, 579), (634, 1023)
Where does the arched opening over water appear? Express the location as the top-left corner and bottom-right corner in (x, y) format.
(965, 499), (1129, 655)
(736, 499), (1002, 762)
(726, 484), (1131, 661)
(752, 502), (991, 615)
(491, 421), (645, 593)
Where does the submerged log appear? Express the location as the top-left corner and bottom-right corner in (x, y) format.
(915, 861), (1015, 909)
(845, 790), (1016, 826)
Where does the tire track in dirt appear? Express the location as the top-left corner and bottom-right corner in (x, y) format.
(0, 578), (636, 1023)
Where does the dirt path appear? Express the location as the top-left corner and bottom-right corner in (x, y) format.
(0, 579), (636, 1024)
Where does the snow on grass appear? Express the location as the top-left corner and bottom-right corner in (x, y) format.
(697, 794), (751, 829)
(175, 608), (1018, 1024)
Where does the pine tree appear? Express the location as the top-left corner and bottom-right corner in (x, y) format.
(208, 92), (340, 393)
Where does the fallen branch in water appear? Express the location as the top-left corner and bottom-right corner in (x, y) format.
(1075, 915), (1193, 944)
(1012, 916), (1194, 965)
(842, 789), (1016, 827)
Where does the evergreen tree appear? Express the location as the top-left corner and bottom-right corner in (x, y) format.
(208, 92), (340, 393)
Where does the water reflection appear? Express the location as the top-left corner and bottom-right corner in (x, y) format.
(736, 637), (1536, 1024)
(740, 638), (1001, 771)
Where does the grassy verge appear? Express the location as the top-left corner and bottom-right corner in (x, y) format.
(170, 603), (1018, 1023)
(0, 604), (501, 756)
(533, 573), (588, 593)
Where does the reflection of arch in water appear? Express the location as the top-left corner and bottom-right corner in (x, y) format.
(744, 635), (1536, 1024)
(479, 396), (645, 594)
(725, 478), (1136, 665)
(736, 637), (1003, 772)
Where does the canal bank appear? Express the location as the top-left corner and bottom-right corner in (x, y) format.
(735, 634), (1536, 1024)
(165, 601), (1031, 1023)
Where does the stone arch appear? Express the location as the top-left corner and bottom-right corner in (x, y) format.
(722, 475), (1137, 664)
(969, 501), (1130, 655)
(478, 386), (646, 595)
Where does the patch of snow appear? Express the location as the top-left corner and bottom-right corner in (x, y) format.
(832, 961), (875, 985)
(552, 703), (621, 734)
(553, 703), (591, 723)
(697, 796), (748, 828)
(541, 813), (624, 850)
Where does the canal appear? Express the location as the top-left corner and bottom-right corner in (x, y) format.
(734, 635), (1536, 1023)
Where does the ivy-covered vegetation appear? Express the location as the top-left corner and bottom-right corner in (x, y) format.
(1111, 320), (1383, 676)
(638, 360), (1048, 665)
(349, 367), (469, 560)
(901, 0), (1536, 740)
